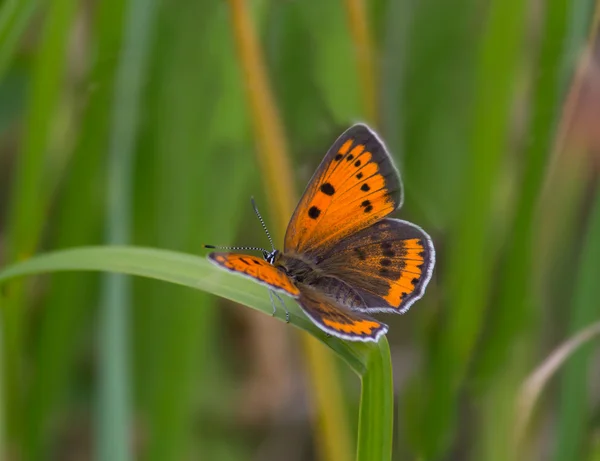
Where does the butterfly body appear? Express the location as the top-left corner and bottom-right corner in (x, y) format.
(208, 124), (435, 342)
(274, 251), (366, 310)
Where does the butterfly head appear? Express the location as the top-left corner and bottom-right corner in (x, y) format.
(263, 249), (279, 265)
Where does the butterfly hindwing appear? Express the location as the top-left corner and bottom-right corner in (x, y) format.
(208, 252), (300, 298)
(298, 288), (388, 342)
(284, 124), (402, 256)
(316, 218), (435, 313)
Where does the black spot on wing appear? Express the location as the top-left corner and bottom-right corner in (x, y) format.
(380, 241), (395, 257)
(320, 183), (335, 196)
(356, 172), (363, 180)
(308, 206), (321, 219)
(361, 183), (370, 192)
(359, 199), (374, 213)
(354, 248), (366, 261)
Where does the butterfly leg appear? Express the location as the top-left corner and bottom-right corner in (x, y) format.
(268, 290), (278, 317)
(272, 291), (290, 323)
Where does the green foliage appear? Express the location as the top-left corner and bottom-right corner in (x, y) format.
(0, 0), (599, 460)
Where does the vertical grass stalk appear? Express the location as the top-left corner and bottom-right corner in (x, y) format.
(24, 0), (127, 457)
(356, 338), (393, 461)
(0, 0), (38, 79)
(474, 2), (572, 457)
(474, 0), (570, 384)
(422, 0), (528, 456)
(544, 0), (598, 188)
(227, 1), (353, 459)
(343, 0), (378, 125)
(2, 0), (77, 451)
(553, 4), (600, 457)
(97, 0), (157, 459)
(343, 4), (395, 460)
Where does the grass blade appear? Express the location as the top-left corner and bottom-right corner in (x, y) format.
(0, 320), (5, 459)
(356, 337), (393, 461)
(98, 0), (158, 458)
(343, 0), (378, 124)
(470, 10), (576, 460)
(0, 246), (377, 374)
(0, 246), (397, 460)
(0, 0), (38, 79)
(517, 320), (600, 446)
(473, 0), (570, 385)
(133, 1), (252, 458)
(227, 1), (356, 459)
(553, 187), (600, 460)
(2, 0), (78, 450)
(24, 0), (126, 456)
(418, 0), (528, 456)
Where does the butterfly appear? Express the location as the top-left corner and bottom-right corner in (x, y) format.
(205, 124), (435, 342)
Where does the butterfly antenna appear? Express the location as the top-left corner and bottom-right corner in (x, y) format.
(203, 244), (269, 253)
(251, 197), (275, 252)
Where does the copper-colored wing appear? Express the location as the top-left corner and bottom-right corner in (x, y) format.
(284, 124), (402, 256)
(208, 253), (300, 297)
(316, 218), (435, 313)
(297, 288), (388, 342)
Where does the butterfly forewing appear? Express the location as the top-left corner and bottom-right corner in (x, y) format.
(316, 218), (435, 313)
(208, 253), (300, 298)
(284, 124), (402, 256)
(298, 288), (388, 342)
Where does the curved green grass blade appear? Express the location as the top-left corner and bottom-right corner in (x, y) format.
(0, 246), (395, 459)
(0, 246), (378, 373)
(0, 246), (394, 461)
(517, 320), (600, 445)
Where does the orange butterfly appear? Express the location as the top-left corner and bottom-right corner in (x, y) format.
(206, 124), (435, 342)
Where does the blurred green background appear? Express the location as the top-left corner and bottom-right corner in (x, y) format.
(1, 0), (600, 460)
